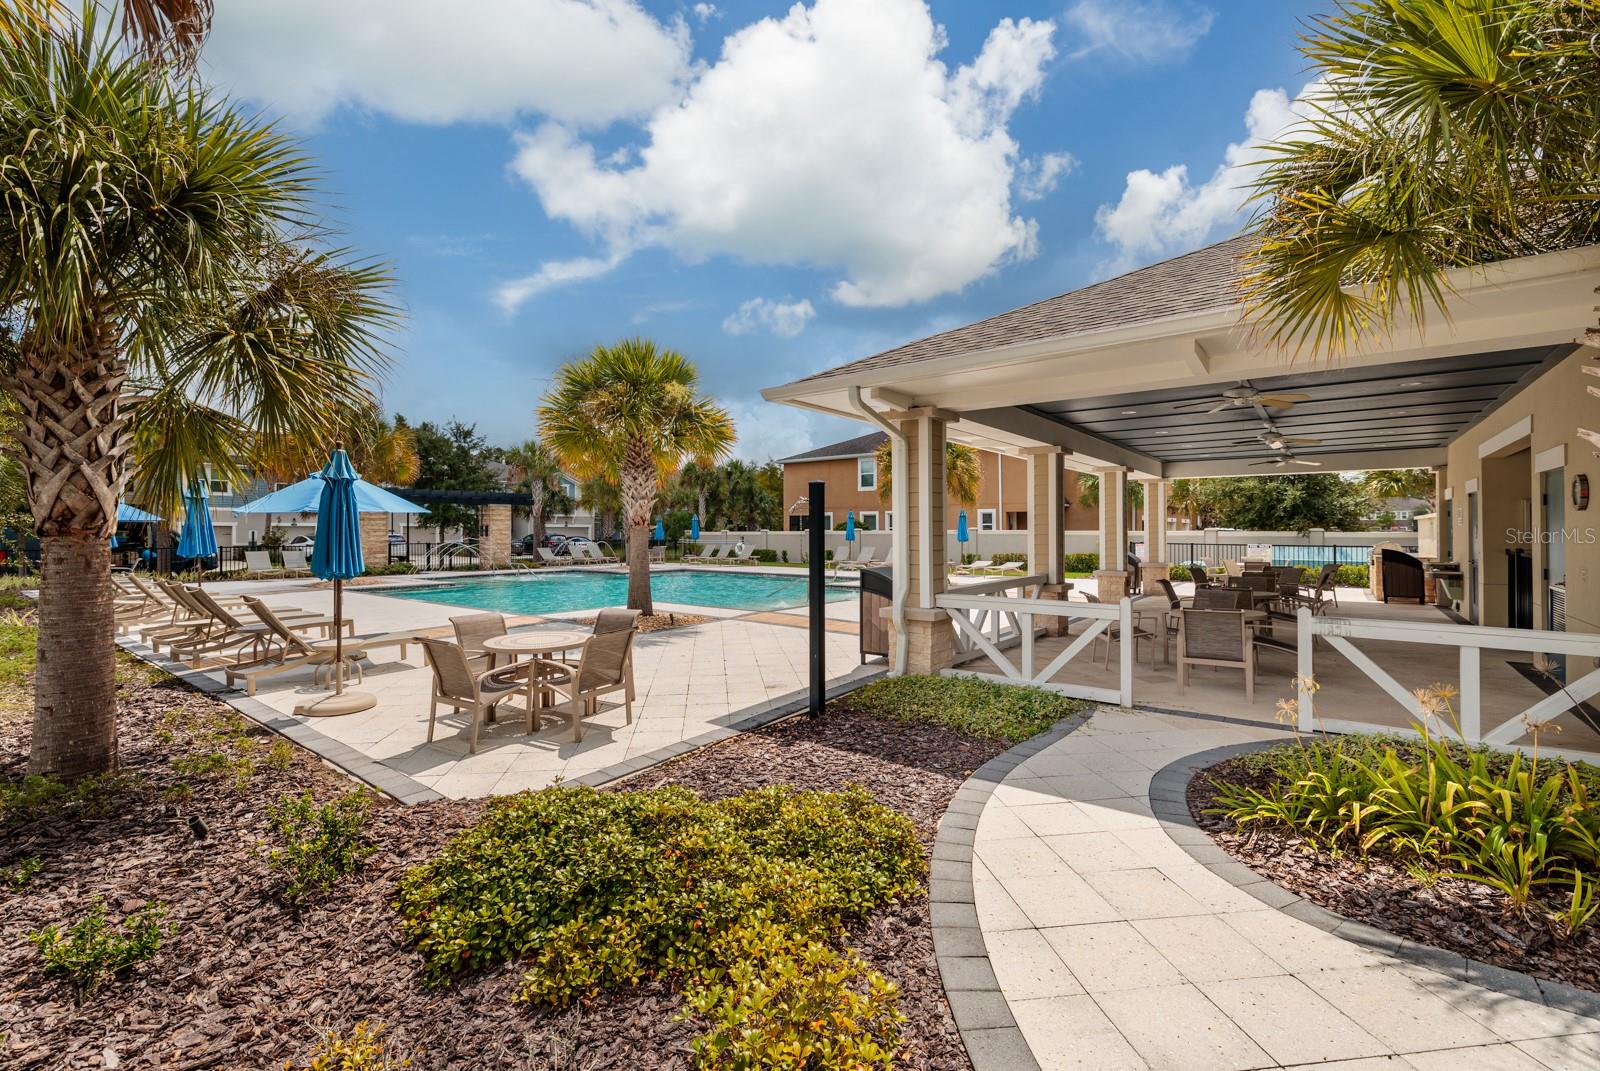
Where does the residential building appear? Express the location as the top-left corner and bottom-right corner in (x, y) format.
(778, 431), (1082, 533)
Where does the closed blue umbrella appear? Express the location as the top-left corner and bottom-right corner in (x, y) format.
(956, 509), (969, 544)
(845, 511), (856, 542)
(690, 514), (701, 540)
(654, 517), (666, 543)
(176, 478), (218, 574)
(303, 447), (371, 716)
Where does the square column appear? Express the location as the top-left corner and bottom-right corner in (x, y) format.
(893, 409), (953, 675)
(1023, 447), (1066, 585)
(1139, 478), (1171, 586)
(482, 503), (513, 567)
(1096, 467), (1129, 600)
(359, 512), (390, 572)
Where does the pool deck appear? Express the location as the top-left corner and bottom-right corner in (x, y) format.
(130, 565), (870, 799)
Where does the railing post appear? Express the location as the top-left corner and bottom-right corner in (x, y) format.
(1021, 612), (1035, 681)
(1459, 645), (1481, 743)
(1118, 597), (1134, 708)
(1297, 607), (1315, 733)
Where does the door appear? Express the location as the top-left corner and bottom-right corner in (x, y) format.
(1507, 548), (1533, 629)
(1544, 467), (1566, 615)
(1466, 491), (1480, 623)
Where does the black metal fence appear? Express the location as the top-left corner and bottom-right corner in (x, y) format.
(1167, 541), (1418, 569)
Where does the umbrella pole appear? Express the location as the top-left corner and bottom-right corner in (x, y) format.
(333, 577), (344, 695)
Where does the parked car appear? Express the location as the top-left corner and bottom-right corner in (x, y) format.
(388, 532), (406, 545)
(282, 534), (314, 549)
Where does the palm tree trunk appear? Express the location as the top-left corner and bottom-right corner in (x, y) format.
(9, 322), (128, 779)
(622, 441), (655, 615)
(529, 482), (546, 547)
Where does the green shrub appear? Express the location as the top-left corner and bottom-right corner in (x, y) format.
(1, 772), (134, 825)
(265, 790), (375, 905)
(30, 898), (167, 998)
(5, 855), (42, 889)
(844, 674), (1086, 744)
(1211, 709), (1600, 929)
(753, 548), (780, 563)
(363, 562), (418, 576)
(396, 785), (920, 1060)
(0, 610), (36, 687)
(289, 1021), (409, 1071)
(1063, 552), (1099, 574)
(166, 706), (285, 790)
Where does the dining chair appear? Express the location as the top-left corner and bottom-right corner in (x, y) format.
(420, 637), (532, 754)
(1177, 608), (1257, 702)
(451, 612), (508, 672)
(527, 624), (638, 742)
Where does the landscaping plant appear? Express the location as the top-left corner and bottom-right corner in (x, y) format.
(29, 897), (167, 1000)
(396, 784), (922, 1065)
(289, 1021), (410, 1071)
(844, 674), (1086, 745)
(265, 790), (376, 906)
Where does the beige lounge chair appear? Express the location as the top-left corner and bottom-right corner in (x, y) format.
(420, 637), (533, 754)
(536, 547), (562, 565)
(527, 617), (638, 742)
(836, 544), (882, 571)
(169, 586), (349, 667)
(582, 543), (619, 564)
(952, 558), (994, 576)
(451, 612), (507, 673)
(244, 550), (282, 576)
(226, 596), (365, 696)
(687, 544), (722, 564)
(992, 560), (1025, 576)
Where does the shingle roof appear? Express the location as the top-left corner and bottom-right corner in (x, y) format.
(778, 431), (888, 464)
(787, 236), (1251, 387)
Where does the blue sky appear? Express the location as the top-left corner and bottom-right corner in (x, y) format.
(200, 0), (1323, 461)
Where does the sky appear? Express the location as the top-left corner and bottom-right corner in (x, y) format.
(198, 0), (1325, 462)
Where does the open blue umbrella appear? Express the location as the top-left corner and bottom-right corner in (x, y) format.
(299, 447), (377, 717)
(117, 503), (161, 523)
(232, 477), (426, 516)
(654, 517), (666, 543)
(176, 478), (218, 574)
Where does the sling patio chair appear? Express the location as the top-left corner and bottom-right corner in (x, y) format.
(420, 637), (534, 755)
(451, 611), (508, 673)
(1187, 564), (1214, 589)
(280, 548), (311, 576)
(168, 586), (349, 668)
(1177, 608), (1259, 703)
(526, 620), (638, 743)
(1083, 593), (1159, 667)
(226, 596), (368, 696)
(952, 558), (995, 576)
(243, 550), (283, 577)
(1280, 563), (1340, 617)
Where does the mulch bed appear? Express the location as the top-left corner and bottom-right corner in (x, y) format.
(2, 656), (1001, 1069)
(568, 613), (715, 634)
(1189, 755), (1600, 994)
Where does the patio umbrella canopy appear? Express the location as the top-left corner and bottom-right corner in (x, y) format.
(232, 477), (426, 516)
(117, 503), (161, 523)
(654, 517), (666, 542)
(957, 509), (969, 544)
(176, 479), (218, 573)
(845, 511), (856, 542)
(690, 514), (700, 540)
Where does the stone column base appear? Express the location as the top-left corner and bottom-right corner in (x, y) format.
(1036, 583), (1073, 637)
(1140, 562), (1172, 588)
(883, 605), (955, 675)
(1094, 569), (1129, 602)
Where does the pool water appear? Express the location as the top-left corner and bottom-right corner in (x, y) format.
(379, 569), (855, 615)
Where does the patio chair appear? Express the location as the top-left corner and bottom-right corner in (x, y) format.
(1223, 560), (1245, 578)
(226, 596), (365, 696)
(1152, 578), (1186, 662)
(1194, 586), (1253, 610)
(451, 612), (507, 673)
(244, 550), (282, 577)
(1083, 593), (1158, 667)
(419, 637), (533, 754)
(952, 558), (994, 576)
(167, 585), (347, 668)
(1177, 608), (1258, 703)
(526, 620), (638, 743)
(537, 547), (562, 565)
(1187, 564), (1213, 589)
(589, 607), (641, 691)
(1126, 554), (1143, 596)
(280, 549), (310, 576)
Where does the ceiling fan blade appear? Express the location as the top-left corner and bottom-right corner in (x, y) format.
(1249, 460), (1282, 468)
(1207, 402), (1233, 414)
(1171, 399), (1219, 412)
(1289, 459), (1322, 467)
(1280, 436), (1322, 445)
(1258, 393), (1310, 408)
(1229, 439), (1264, 446)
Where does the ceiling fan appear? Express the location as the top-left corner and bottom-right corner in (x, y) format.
(1251, 453), (1322, 469)
(1173, 383), (1312, 414)
(1232, 431), (1323, 451)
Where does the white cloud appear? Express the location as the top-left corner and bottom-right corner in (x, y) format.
(692, 3), (720, 23)
(1016, 151), (1078, 201)
(722, 298), (817, 338)
(501, 0), (1056, 312)
(202, 0), (691, 127)
(493, 253), (625, 313)
(1064, 0), (1214, 62)
(1094, 85), (1314, 271)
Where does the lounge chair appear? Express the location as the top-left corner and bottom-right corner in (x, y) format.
(837, 544), (883, 571)
(244, 550), (282, 577)
(226, 596), (365, 696)
(723, 545), (755, 564)
(451, 612), (508, 673)
(527, 617), (638, 742)
(280, 549), (310, 576)
(576, 544), (611, 565)
(1177, 608), (1258, 703)
(993, 560), (1026, 576)
(952, 558), (994, 576)
(537, 547), (562, 565)
(420, 638), (534, 754)
(688, 545), (723, 564)
(169, 586), (349, 668)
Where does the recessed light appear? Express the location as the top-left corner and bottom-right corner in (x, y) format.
(1399, 380), (1427, 387)
(1121, 410), (1138, 415)
(1155, 430), (1171, 435)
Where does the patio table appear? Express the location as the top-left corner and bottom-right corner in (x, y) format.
(482, 630), (591, 726)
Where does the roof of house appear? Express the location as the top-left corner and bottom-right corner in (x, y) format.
(778, 431), (889, 465)
(785, 235), (1252, 387)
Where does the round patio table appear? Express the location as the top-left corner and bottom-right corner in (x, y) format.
(482, 630), (591, 729)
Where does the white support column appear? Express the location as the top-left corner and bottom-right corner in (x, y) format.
(1096, 467), (1130, 601)
(889, 408), (954, 675)
(1139, 478), (1170, 586)
(1023, 447), (1065, 585)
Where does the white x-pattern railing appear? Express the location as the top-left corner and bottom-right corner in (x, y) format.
(1297, 606), (1600, 755)
(937, 580), (1135, 707)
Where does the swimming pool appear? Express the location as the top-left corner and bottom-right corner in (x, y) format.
(378, 569), (856, 615)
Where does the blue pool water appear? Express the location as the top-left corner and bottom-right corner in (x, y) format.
(379, 569), (855, 614)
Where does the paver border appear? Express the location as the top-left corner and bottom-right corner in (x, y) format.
(116, 635), (885, 805)
(1151, 739), (1600, 1023)
(928, 708), (1095, 1071)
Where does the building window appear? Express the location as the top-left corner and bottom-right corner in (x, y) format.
(858, 511), (878, 530)
(978, 509), (997, 531)
(857, 457), (876, 491)
(1006, 510), (1027, 530)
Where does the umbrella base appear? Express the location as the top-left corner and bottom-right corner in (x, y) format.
(294, 690), (377, 717)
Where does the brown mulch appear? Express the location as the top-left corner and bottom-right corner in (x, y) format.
(2, 659), (996, 1069)
(568, 613), (715, 634)
(1189, 755), (1600, 994)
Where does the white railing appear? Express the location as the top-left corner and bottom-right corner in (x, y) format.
(1297, 607), (1600, 757)
(936, 584), (1135, 707)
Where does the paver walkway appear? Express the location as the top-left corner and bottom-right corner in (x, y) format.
(954, 707), (1600, 1070)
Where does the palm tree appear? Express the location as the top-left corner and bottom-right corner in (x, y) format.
(0, 12), (395, 779)
(1243, 0), (1600, 354)
(676, 458), (718, 524)
(873, 440), (983, 506)
(253, 403), (418, 487)
(539, 339), (735, 614)
(1075, 475), (1145, 515)
(1361, 468), (1435, 507)
(3, 0), (211, 66)
(504, 439), (563, 547)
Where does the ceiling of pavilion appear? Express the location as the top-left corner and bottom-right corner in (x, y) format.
(1025, 346), (1571, 468)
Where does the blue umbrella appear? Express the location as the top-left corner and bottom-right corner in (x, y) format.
(845, 511), (856, 541)
(690, 514), (701, 540)
(956, 509), (969, 544)
(176, 478), (218, 573)
(302, 448), (372, 714)
(654, 517), (666, 543)
(117, 503), (161, 523)
(232, 477), (427, 516)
